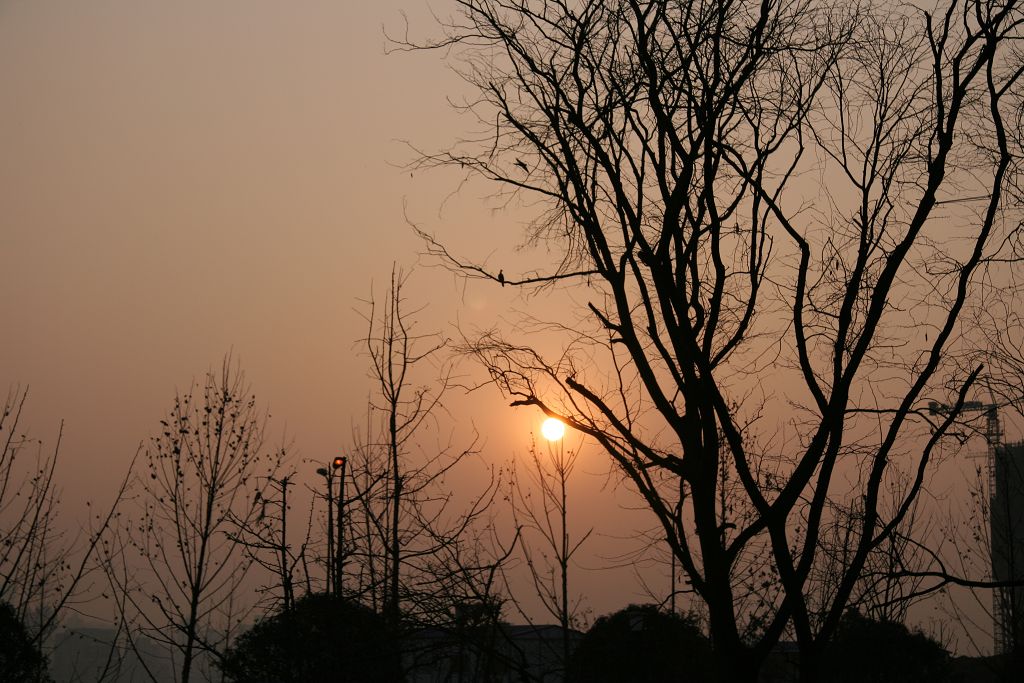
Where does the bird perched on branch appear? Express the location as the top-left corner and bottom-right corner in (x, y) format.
(498, 270), (505, 287)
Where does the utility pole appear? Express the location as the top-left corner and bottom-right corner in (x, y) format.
(316, 465), (334, 595)
(332, 456), (346, 597)
(278, 476), (293, 609)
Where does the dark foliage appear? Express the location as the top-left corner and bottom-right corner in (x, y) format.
(0, 601), (50, 683)
(821, 611), (950, 683)
(568, 604), (711, 682)
(220, 593), (402, 683)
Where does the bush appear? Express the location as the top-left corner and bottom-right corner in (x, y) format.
(0, 601), (50, 683)
(821, 610), (950, 683)
(220, 594), (402, 682)
(568, 604), (712, 682)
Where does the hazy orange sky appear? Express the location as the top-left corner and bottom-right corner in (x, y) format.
(0, 0), (662, 623)
(1, 0), (497, 479)
(1, 1), (1007, 650)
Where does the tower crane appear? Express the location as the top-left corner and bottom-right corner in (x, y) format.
(928, 397), (1015, 655)
(928, 399), (1002, 494)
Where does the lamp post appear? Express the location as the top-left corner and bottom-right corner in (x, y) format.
(315, 465), (334, 595)
(332, 456), (346, 597)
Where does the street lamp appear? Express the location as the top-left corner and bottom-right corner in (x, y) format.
(315, 465), (334, 595)
(332, 456), (347, 597)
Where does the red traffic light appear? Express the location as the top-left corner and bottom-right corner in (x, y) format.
(332, 456), (346, 470)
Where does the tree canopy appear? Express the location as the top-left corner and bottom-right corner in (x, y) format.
(219, 593), (402, 683)
(411, 0), (1024, 679)
(822, 610), (950, 683)
(0, 601), (50, 683)
(568, 604), (711, 682)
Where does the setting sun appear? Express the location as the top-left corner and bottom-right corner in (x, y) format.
(541, 417), (565, 441)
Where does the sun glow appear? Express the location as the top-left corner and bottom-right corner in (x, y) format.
(541, 417), (566, 441)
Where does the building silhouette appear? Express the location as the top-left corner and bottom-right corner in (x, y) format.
(991, 441), (1024, 657)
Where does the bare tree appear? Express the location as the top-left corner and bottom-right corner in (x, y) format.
(503, 432), (592, 678)
(1, 386), (128, 677)
(102, 359), (285, 683)
(1, 387), (65, 638)
(228, 472), (314, 612)
(343, 265), (506, 633)
(403, 1), (1024, 679)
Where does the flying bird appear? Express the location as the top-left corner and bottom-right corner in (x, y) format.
(498, 270), (505, 287)
(514, 159), (529, 173)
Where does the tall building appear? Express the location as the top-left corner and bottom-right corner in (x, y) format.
(991, 442), (1024, 656)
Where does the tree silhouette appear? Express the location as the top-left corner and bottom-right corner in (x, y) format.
(0, 601), (50, 683)
(821, 610), (950, 683)
(102, 358), (286, 683)
(503, 434), (592, 677)
(405, 0), (1024, 679)
(568, 604), (711, 683)
(1, 388), (128, 674)
(343, 266), (508, 630)
(219, 593), (401, 683)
